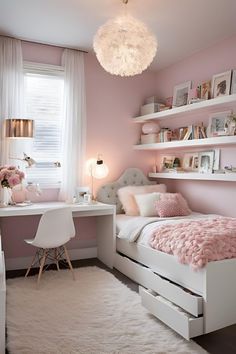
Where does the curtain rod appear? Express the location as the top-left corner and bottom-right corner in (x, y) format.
(0, 34), (88, 53)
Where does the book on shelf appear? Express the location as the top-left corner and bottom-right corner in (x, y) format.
(155, 123), (207, 144)
(182, 124), (207, 140)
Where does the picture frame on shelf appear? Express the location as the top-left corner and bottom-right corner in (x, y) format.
(200, 80), (211, 100)
(207, 110), (231, 137)
(160, 155), (175, 171)
(198, 151), (214, 173)
(230, 70), (236, 94)
(182, 153), (199, 171)
(172, 81), (192, 107)
(211, 70), (232, 98)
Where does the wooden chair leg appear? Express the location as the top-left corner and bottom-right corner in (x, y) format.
(25, 252), (37, 277)
(55, 248), (60, 271)
(63, 245), (75, 280)
(37, 249), (47, 288)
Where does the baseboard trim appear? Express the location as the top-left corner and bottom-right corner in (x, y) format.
(5, 247), (98, 271)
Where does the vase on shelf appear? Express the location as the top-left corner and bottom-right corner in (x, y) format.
(0, 186), (12, 207)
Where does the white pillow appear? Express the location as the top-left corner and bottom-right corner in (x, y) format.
(117, 184), (167, 216)
(134, 192), (161, 217)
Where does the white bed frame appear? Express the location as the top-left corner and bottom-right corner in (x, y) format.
(97, 168), (236, 340)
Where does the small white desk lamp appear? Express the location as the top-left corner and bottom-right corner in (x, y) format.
(86, 155), (109, 201)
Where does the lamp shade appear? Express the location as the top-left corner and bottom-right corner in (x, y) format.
(92, 159), (109, 179)
(5, 119), (34, 138)
(86, 157), (109, 179)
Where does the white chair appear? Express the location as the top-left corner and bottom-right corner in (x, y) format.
(24, 207), (76, 287)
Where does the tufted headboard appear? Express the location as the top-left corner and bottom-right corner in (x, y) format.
(96, 168), (155, 213)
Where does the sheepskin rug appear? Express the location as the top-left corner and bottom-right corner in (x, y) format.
(6, 267), (207, 354)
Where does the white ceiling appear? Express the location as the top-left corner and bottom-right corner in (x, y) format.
(0, 0), (236, 72)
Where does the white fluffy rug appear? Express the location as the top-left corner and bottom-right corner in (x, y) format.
(6, 267), (207, 354)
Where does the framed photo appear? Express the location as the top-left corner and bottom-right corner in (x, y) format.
(200, 80), (211, 100)
(211, 70), (232, 98)
(173, 81), (192, 107)
(230, 69), (236, 94)
(183, 153), (199, 171)
(207, 110), (231, 137)
(160, 155), (175, 171)
(198, 151), (214, 174)
(76, 186), (90, 203)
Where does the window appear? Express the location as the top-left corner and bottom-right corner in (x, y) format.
(24, 62), (64, 187)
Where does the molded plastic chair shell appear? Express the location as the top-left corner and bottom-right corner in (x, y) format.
(27, 207), (75, 249)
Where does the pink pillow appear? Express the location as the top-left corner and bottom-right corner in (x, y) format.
(159, 193), (191, 213)
(117, 184), (167, 216)
(155, 193), (191, 217)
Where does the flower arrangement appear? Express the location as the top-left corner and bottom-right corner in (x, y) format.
(0, 166), (24, 188)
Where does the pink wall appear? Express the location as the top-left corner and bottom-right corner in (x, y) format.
(154, 35), (236, 217)
(2, 41), (157, 263)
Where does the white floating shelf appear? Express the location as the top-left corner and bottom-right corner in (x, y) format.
(133, 94), (236, 123)
(149, 172), (236, 182)
(133, 135), (236, 151)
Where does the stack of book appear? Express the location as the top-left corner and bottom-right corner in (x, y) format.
(157, 128), (172, 142)
(175, 124), (207, 140)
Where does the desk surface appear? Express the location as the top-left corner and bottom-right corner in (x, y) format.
(0, 201), (115, 217)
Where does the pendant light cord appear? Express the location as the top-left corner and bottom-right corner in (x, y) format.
(122, 0), (128, 16)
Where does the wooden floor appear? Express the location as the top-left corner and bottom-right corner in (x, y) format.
(6, 258), (236, 354)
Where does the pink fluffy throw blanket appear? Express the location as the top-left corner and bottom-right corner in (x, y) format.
(149, 217), (236, 270)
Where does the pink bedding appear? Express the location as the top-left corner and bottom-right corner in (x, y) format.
(149, 217), (236, 270)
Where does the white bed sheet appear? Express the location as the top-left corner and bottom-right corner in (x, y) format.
(116, 212), (216, 243)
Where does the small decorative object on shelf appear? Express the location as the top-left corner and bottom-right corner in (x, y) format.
(140, 96), (171, 115)
(224, 165), (236, 173)
(0, 165), (24, 207)
(141, 133), (159, 144)
(142, 122), (160, 134)
(172, 81), (192, 107)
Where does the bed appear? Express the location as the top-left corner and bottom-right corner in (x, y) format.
(97, 168), (236, 340)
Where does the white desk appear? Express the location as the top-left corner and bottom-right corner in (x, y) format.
(0, 201), (116, 269)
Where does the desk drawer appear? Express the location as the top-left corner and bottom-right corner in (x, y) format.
(115, 253), (203, 316)
(140, 286), (204, 340)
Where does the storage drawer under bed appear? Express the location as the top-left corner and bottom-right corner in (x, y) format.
(115, 252), (203, 316)
(139, 286), (204, 340)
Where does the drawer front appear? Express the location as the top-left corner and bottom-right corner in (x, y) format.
(140, 286), (203, 340)
(115, 253), (203, 316)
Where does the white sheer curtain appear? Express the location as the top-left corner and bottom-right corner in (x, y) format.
(59, 49), (86, 202)
(0, 36), (24, 165)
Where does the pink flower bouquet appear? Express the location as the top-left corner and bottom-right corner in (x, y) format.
(0, 166), (25, 188)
